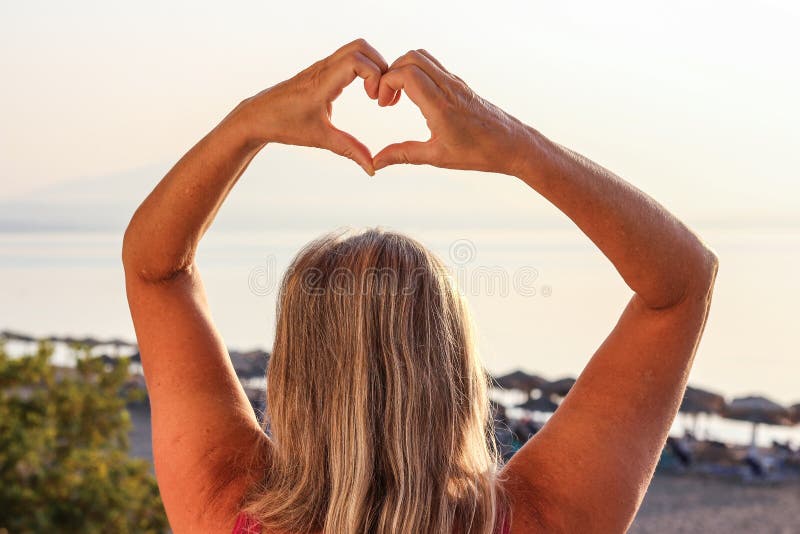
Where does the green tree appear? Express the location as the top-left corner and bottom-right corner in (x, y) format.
(0, 340), (167, 533)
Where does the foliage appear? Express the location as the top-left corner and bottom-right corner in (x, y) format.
(0, 340), (167, 533)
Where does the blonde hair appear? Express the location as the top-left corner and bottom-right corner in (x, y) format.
(242, 227), (509, 533)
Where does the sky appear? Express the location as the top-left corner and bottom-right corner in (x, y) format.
(1, 1), (799, 403)
(1, 0), (799, 224)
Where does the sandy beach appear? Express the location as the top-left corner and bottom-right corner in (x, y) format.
(630, 474), (799, 533)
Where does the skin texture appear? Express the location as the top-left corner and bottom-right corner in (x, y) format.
(122, 39), (718, 533)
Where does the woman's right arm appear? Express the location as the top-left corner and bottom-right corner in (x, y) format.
(373, 50), (718, 533)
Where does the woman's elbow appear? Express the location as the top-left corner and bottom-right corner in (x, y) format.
(679, 245), (719, 310)
(121, 223), (190, 284)
(697, 246), (720, 293)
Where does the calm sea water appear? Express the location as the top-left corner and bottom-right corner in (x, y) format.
(1, 227), (798, 446)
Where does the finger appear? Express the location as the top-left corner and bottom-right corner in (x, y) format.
(416, 49), (467, 85)
(373, 140), (435, 171)
(325, 51), (383, 100)
(377, 64), (443, 111)
(415, 49), (448, 73)
(417, 48), (461, 80)
(333, 38), (389, 73)
(326, 125), (375, 176)
(401, 49), (469, 88)
(379, 88), (402, 107)
(388, 50), (449, 92)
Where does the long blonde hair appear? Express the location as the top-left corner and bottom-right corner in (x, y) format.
(242, 227), (509, 533)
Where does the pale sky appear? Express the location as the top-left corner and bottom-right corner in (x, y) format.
(1, 0), (799, 224)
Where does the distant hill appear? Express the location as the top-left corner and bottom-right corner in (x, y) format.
(0, 144), (562, 233)
(0, 164), (167, 232)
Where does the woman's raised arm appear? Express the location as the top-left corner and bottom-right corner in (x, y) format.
(373, 50), (718, 533)
(121, 39), (388, 533)
(123, 38), (387, 282)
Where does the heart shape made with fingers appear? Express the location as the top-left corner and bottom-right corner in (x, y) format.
(265, 41), (496, 177)
(304, 43), (451, 176)
(329, 80), (431, 173)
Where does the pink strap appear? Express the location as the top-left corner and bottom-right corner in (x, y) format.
(232, 512), (261, 534)
(500, 513), (511, 534)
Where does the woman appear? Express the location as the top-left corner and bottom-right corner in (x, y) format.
(122, 39), (718, 533)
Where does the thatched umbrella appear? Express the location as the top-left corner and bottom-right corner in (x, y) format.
(50, 335), (101, 348)
(229, 349), (270, 379)
(107, 337), (135, 347)
(679, 385), (726, 438)
(790, 403), (800, 425)
(516, 395), (559, 414)
(0, 330), (36, 342)
(723, 395), (792, 446)
(492, 370), (548, 398)
(543, 377), (576, 399)
(681, 386), (726, 414)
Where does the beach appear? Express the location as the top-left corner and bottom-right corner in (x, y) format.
(631, 474), (799, 533)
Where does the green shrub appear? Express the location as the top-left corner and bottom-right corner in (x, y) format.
(0, 341), (167, 533)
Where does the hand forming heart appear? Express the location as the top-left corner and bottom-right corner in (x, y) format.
(233, 38), (530, 178)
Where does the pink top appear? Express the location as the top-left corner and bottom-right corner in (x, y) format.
(232, 512), (511, 534)
(232, 512), (261, 534)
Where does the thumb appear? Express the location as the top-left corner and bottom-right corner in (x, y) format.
(326, 126), (375, 176)
(373, 141), (434, 171)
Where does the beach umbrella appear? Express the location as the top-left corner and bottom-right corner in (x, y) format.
(52, 335), (101, 347)
(679, 385), (726, 438)
(107, 337), (134, 347)
(229, 349), (270, 378)
(492, 370), (548, 397)
(680, 386), (726, 414)
(790, 403), (800, 425)
(722, 395), (792, 446)
(0, 330), (36, 342)
(543, 377), (576, 398)
(516, 395), (559, 414)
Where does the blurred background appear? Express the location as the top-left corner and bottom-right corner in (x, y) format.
(1, 1), (798, 532)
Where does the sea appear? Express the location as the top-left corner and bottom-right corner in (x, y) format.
(1, 225), (798, 448)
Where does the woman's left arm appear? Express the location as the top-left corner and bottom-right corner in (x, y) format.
(122, 38), (388, 533)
